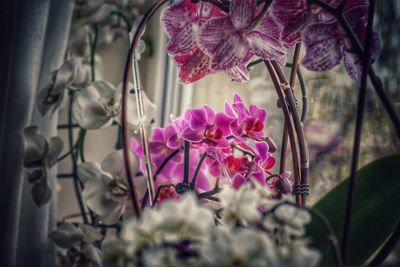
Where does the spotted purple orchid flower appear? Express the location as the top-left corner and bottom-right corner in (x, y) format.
(270, 0), (332, 48)
(161, 0), (253, 83)
(198, 0), (285, 71)
(301, 0), (381, 83)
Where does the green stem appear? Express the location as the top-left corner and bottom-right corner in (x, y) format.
(90, 24), (99, 82)
(78, 129), (87, 163)
(57, 148), (77, 163)
(190, 153), (207, 188)
(110, 10), (132, 29)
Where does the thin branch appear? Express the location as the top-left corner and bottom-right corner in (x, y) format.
(264, 61), (302, 205)
(67, 92), (89, 224)
(197, 187), (222, 200)
(191, 152), (207, 188)
(341, 0), (376, 262)
(183, 141), (190, 184)
(152, 183), (175, 207)
(271, 61), (309, 205)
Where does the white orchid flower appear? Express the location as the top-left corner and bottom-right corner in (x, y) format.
(23, 126), (63, 206)
(72, 81), (119, 129)
(78, 150), (139, 225)
(49, 223), (103, 267)
(37, 58), (90, 116)
(263, 203), (312, 238)
(219, 184), (263, 227)
(201, 227), (277, 267)
(121, 193), (214, 254)
(72, 81), (156, 130)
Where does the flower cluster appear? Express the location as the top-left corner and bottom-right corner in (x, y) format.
(131, 94), (293, 206)
(162, 0), (381, 83)
(102, 185), (320, 267)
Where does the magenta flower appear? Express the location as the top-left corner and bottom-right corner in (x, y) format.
(232, 170), (266, 190)
(198, 0), (285, 71)
(149, 125), (181, 156)
(208, 153), (251, 180)
(181, 105), (230, 148)
(161, 0), (253, 83)
(301, 0), (381, 82)
(224, 94), (267, 140)
(254, 141), (276, 175)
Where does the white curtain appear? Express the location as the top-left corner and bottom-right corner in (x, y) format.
(0, 0), (74, 266)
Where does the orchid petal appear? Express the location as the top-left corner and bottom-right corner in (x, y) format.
(181, 128), (204, 143)
(302, 22), (343, 72)
(246, 31), (285, 61)
(230, 0), (256, 30)
(72, 81), (115, 129)
(198, 17), (234, 56)
(187, 107), (208, 131)
(249, 104), (267, 123)
(255, 141), (269, 162)
(215, 112), (234, 136)
(161, 0), (197, 39)
(101, 150), (139, 180)
(46, 137), (64, 167)
(23, 126), (48, 168)
(174, 49), (213, 84)
(233, 173), (245, 189)
(210, 33), (249, 70)
(166, 24), (198, 56)
(225, 63), (250, 83)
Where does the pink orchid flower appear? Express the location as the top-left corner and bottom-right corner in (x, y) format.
(149, 125), (181, 157)
(198, 0), (285, 71)
(161, 0), (253, 83)
(254, 141), (276, 175)
(232, 169), (266, 190)
(222, 94), (267, 141)
(181, 105), (230, 148)
(301, 0), (381, 82)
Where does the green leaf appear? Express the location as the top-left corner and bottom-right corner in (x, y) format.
(307, 154), (400, 266)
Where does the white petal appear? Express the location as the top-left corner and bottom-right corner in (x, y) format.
(23, 126), (48, 168)
(101, 150), (139, 180)
(78, 162), (103, 183)
(72, 81), (116, 129)
(46, 136), (64, 167)
(53, 59), (79, 94)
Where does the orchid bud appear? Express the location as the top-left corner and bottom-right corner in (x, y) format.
(276, 172), (293, 194)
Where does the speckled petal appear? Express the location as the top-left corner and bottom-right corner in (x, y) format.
(230, 0), (256, 30)
(210, 33), (249, 71)
(174, 49), (213, 84)
(302, 23), (343, 71)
